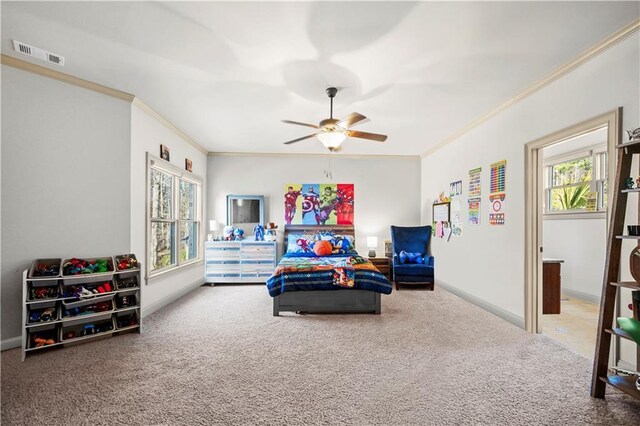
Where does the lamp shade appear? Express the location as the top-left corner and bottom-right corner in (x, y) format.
(317, 131), (346, 149)
(367, 236), (378, 248)
(209, 220), (218, 232)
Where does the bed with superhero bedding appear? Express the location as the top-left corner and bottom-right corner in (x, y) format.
(267, 225), (392, 316)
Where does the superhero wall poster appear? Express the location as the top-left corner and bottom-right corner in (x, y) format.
(284, 184), (354, 225)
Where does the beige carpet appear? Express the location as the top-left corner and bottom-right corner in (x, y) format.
(2, 285), (639, 425)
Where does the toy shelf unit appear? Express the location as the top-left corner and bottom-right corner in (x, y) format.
(22, 254), (141, 361)
(205, 240), (276, 285)
(591, 130), (640, 401)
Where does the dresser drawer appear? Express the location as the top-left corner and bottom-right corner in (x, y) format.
(242, 263), (275, 274)
(206, 273), (242, 282)
(206, 247), (241, 260)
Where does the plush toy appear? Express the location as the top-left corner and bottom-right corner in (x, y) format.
(40, 307), (55, 321)
(399, 250), (425, 264)
(117, 256), (138, 271)
(625, 177), (635, 190)
(34, 263), (60, 277)
(33, 337), (55, 347)
(223, 226), (235, 241)
(265, 223), (278, 242)
(63, 257), (111, 275)
(254, 224), (265, 241)
(313, 240), (333, 256)
(233, 228), (245, 241)
(296, 238), (311, 252)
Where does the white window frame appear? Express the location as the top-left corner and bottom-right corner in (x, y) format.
(543, 144), (607, 219)
(146, 153), (203, 280)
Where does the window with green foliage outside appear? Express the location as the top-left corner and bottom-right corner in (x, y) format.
(148, 160), (201, 275)
(545, 150), (607, 213)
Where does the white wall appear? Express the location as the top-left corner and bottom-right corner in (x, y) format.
(207, 154), (421, 255)
(130, 104), (208, 314)
(1, 65), (132, 342)
(420, 34), (639, 363)
(543, 218), (606, 301)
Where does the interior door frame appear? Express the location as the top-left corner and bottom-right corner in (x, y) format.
(524, 108), (621, 334)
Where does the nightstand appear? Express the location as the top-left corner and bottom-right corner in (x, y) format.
(369, 257), (391, 280)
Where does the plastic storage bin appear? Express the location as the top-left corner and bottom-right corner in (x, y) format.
(115, 254), (139, 271)
(27, 324), (58, 349)
(61, 317), (114, 341)
(27, 280), (60, 301)
(115, 274), (139, 290)
(26, 301), (59, 325)
(62, 257), (114, 276)
(28, 258), (62, 279)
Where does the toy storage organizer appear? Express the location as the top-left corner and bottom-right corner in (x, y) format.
(22, 254), (141, 361)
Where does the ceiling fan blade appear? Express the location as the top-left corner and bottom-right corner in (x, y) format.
(347, 130), (387, 142)
(338, 112), (367, 128)
(283, 133), (318, 145)
(282, 120), (319, 129)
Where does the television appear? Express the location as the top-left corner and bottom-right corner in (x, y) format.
(227, 195), (264, 235)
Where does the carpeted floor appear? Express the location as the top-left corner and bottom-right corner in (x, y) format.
(2, 285), (639, 425)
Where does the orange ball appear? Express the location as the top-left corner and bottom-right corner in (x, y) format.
(313, 240), (333, 256)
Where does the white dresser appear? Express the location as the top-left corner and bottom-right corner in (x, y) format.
(205, 240), (277, 284)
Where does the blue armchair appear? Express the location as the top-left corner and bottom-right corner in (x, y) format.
(390, 225), (434, 290)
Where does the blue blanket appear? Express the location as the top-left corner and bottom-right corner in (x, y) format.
(266, 253), (393, 297)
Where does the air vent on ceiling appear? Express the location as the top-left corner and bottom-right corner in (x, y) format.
(12, 40), (64, 66)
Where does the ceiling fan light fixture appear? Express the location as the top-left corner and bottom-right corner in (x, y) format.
(317, 130), (346, 149)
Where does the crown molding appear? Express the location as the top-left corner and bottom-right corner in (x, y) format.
(208, 151), (420, 160)
(1, 53), (134, 101)
(131, 98), (208, 155)
(1, 54), (208, 155)
(420, 17), (640, 159)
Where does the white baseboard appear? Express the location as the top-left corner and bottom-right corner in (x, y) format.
(561, 288), (600, 305)
(436, 279), (525, 329)
(2, 278), (205, 352)
(141, 277), (205, 318)
(1, 336), (21, 351)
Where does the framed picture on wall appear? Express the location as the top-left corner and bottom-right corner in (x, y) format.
(160, 144), (170, 162)
(384, 240), (392, 258)
(185, 158), (192, 172)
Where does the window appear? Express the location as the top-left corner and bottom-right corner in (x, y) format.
(148, 155), (202, 276)
(544, 148), (607, 214)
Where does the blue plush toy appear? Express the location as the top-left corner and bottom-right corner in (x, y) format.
(399, 250), (424, 264)
(253, 224), (265, 241)
(233, 228), (245, 241)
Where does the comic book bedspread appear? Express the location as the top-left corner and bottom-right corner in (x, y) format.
(266, 254), (393, 297)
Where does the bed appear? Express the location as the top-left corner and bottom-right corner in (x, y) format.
(267, 225), (393, 316)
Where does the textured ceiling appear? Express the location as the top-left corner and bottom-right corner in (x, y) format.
(2, 1), (638, 155)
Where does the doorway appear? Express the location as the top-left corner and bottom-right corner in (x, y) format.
(524, 109), (620, 355)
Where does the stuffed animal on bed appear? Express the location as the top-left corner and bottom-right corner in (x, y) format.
(296, 238), (312, 252)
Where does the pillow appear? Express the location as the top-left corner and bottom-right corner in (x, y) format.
(399, 250), (425, 264)
(333, 235), (356, 254)
(286, 233), (317, 253)
(317, 233), (356, 254)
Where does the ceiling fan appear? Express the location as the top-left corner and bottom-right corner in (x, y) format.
(282, 87), (388, 151)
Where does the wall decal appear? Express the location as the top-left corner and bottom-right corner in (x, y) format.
(468, 197), (481, 225)
(468, 167), (482, 197)
(489, 160), (506, 225)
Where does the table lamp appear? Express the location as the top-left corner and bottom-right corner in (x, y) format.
(209, 220), (219, 241)
(367, 236), (378, 258)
